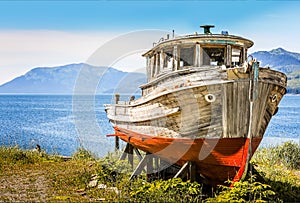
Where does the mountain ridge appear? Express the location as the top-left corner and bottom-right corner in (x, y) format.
(1, 47), (300, 94)
(252, 47), (300, 93)
(0, 63), (146, 94)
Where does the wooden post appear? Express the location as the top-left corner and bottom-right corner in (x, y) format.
(146, 56), (151, 82)
(146, 152), (154, 182)
(147, 153), (153, 173)
(174, 162), (189, 179)
(154, 156), (159, 172)
(226, 45), (232, 67)
(160, 50), (164, 70)
(156, 52), (160, 75)
(128, 144), (134, 169)
(188, 161), (196, 182)
(134, 148), (143, 161)
(243, 47), (247, 63)
(119, 143), (129, 160)
(173, 45), (179, 71)
(130, 155), (148, 180)
(150, 55), (155, 79)
(199, 46), (203, 66)
(114, 94), (120, 151)
(194, 43), (201, 67)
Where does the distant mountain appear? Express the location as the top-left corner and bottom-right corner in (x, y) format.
(1, 48), (300, 94)
(252, 48), (300, 94)
(0, 63), (146, 94)
(252, 48), (300, 73)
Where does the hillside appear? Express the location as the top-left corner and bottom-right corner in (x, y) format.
(252, 48), (300, 93)
(1, 48), (300, 94)
(0, 63), (146, 94)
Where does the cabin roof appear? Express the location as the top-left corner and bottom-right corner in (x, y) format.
(142, 33), (254, 57)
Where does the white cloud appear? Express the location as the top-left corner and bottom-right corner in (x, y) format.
(0, 29), (159, 85)
(235, 5), (300, 53)
(0, 30), (116, 85)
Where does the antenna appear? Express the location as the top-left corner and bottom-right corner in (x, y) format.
(200, 25), (215, 34)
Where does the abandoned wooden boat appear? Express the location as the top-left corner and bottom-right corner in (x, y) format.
(104, 25), (287, 185)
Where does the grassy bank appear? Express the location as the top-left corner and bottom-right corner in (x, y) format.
(0, 142), (299, 202)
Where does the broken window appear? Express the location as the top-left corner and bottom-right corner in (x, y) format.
(202, 47), (225, 66)
(179, 46), (194, 68)
(163, 48), (173, 69)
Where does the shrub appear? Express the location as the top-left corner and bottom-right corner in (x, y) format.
(252, 141), (300, 169)
(206, 176), (275, 203)
(129, 178), (203, 202)
(251, 141), (300, 202)
(0, 146), (53, 165)
(96, 153), (132, 184)
(72, 148), (95, 160)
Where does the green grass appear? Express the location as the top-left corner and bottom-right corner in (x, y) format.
(0, 142), (299, 202)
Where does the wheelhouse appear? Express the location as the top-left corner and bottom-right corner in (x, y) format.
(142, 26), (254, 82)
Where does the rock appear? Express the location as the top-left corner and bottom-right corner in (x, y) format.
(88, 180), (98, 188)
(91, 174), (99, 180)
(97, 183), (107, 189)
(76, 188), (85, 193)
(107, 187), (120, 195)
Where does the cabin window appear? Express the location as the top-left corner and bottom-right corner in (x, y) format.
(179, 46), (194, 68)
(232, 47), (242, 66)
(202, 47), (225, 66)
(163, 48), (173, 69)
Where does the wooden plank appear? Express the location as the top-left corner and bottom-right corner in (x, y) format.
(222, 83), (227, 138)
(174, 161), (189, 178)
(128, 144), (134, 168)
(233, 82), (238, 137)
(147, 152), (154, 175)
(254, 83), (269, 137)
(227, 83), (233, 137)
(119, 143), (130, 160)
(189, 161), (196, 182)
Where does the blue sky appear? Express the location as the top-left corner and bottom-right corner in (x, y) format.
(0, 1), (296, 31)
(0, 1), (300, 84)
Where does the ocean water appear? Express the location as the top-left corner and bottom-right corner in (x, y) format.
(0, 95), (299, 156)
(0, 95), (118, 156)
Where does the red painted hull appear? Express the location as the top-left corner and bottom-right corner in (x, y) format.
(113, 127), (262, 185)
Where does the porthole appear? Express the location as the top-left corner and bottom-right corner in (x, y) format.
(271, 94), (277, 103)
(205, 94), (216, 103)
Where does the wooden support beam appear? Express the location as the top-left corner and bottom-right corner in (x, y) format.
(188, 161), (196, 182)
(129, 155), (148, 180)
(119, 143), (130, 160)
(174, 161), (189, 179)
(128, 144), (134, 168)
(134, 148), (143, 161)
(115, 137), (119, 151)
(147, 152), (154, 175)
(154, 156), (159, 171)
(114, 94), (120, 151)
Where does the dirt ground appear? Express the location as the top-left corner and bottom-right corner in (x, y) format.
(0, 160), (99, 202)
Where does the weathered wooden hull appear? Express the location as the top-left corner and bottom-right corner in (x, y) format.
(106, 67), (286, 139)
(105, 66), (286, 184)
